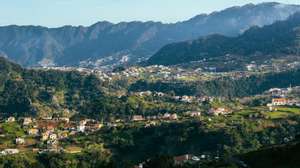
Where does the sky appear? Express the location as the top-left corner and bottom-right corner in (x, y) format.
(0, 0), (300, 27)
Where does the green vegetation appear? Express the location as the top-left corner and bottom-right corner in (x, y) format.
(240, 139), (300, 168)
(0, 57), (300, 167)
(129, 69), (300, 97)
(58, 108), (300, 166)
(0, 150), (113, 168)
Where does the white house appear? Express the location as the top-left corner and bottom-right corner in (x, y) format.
(77, 125), (85, 133)
(6, 117), (15, 123)
(208, 108), (231, 116)
(23, 117), (33, 125)
(0, 149), (19, 155)
(49, 134), (57, 141)
(15, 138), (25, 145)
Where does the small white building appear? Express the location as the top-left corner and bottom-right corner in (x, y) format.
(77, 125), (85, 133)
(181, 96), (193, 103)
(15, 138), (25, 145)
(246, 64), (257, 71)
(186, 111), (201, 117)
(6, 117), (16, 123)
(28, 128), (39, 136)
(41, 131), (51, 141)
(132, 115), (145, 121)
(170, 114), (178, 120)
(0, 149), (19, 155)
(49, 134), (57, 141)
(208, 108), (231, 116)
(162, 113), (171, 119)
(23, 117), (33, 125)
(60, 117), (70, 123)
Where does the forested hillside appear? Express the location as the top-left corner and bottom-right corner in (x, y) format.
(0, 57), (109, 118)
(129, 69), (300, 97)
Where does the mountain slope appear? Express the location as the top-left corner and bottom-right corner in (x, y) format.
(240, 139), (300, 168)
(147, 12), (300, 66)
(0, 2), (299, 68)
(0, 57), (110, 119)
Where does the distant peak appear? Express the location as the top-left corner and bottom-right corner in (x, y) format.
(90, 21), (113, 27)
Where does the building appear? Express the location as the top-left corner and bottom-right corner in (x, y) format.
(79, 120), (88, 126)
(132, 115), (145, 121)
(186, 111), (201, 117)
(162, 113), (171, 119)
(174, 154), (192, 165)
(170, 114), (178, 120)
(272, 98), (289, 106)
(23, 117), (33, 125)
(287, 99), (298, 106)
(133, 163), (144, 168)
(0, 149), (19, 156)
(268, 88), (290, 97)
(77, 125), (85, 133)
(6, 117), (15, 123)
(208, 108), (231, 116)
(138, 91), (152, 97)
(41, 131), (51, 141)
(47, 139), (58, 148)
(181, 96), (193, 103)
(42, 116), (53, 120)
(37, 121), (57, 131)
(58, 131), (69, 139)
(161, 113), (178, 120)
(59, 117), (70, 123)
(246, 64), (257, 71)
(85, 122), (103, 131)
(49, 134), (57, 141)
(28, 128), (39, 136)
(15, 138), (25, 145)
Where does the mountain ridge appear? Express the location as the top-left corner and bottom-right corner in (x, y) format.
(0, 2), (300, 68)
(147, 12), (300, 66)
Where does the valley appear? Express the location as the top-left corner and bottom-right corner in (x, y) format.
(1, 2), (300, 168)
(0, 55), (300, 167)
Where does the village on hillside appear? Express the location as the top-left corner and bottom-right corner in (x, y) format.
(1, 83), (299, 162)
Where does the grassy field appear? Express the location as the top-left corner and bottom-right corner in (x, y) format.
(64, 146), (82, 153)
(266, 107), (300, 119)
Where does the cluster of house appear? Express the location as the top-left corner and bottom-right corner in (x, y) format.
(131, 113), (178, 122)
(41, 61), (267, 86)
(245, 59), (300, 72)
(267, 98), (300, 111)
(134, 153), (217, 168)
(131, 107), (231, 123)
(266, 87), (300, 111)
(109, 65), (220, 82)
(2, 116), (103, 152)
(39, 66), (112, 81)
(208, 108), (232, 116)
(174, 95), (228, 105)
(135, 91), (220, 104)
(134, 91), (165, 97)
(0, 149), (19, 156)
(267, 87), (292, 98)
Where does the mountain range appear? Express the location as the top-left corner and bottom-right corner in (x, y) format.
(0, 2), (300, 69)
(147, 12), (300, 66)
